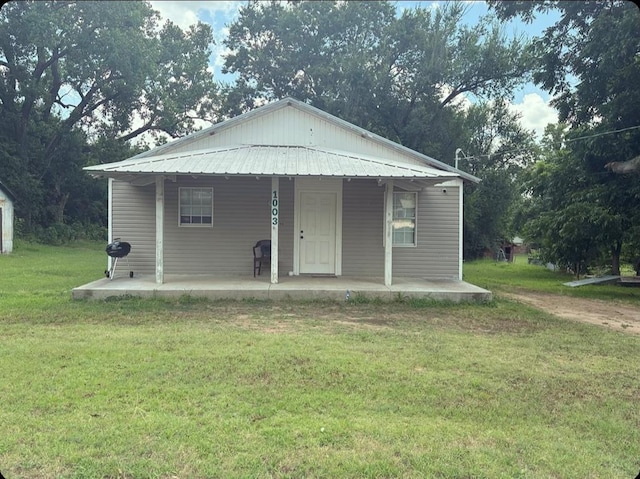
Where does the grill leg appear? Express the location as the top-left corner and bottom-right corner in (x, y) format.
(108, 257), (118, 280)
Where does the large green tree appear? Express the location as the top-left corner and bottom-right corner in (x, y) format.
(490, 0), (640, 273)
(517, 124), (632, 276)
(0, 1), (216, 230)
(221, 0), (532, 161)
(457, 100), (538, 259)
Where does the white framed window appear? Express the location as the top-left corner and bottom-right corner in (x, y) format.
(392, 191), (416, 246)
(179, 187), (213, 226)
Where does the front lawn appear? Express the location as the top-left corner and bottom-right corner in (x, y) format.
(0, 243), (638, 478)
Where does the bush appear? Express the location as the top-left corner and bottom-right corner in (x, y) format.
(18, 222), (106, 245)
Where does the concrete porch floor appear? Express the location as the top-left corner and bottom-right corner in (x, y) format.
(72, 274), (492, 302)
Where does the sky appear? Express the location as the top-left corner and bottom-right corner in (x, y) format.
(149, 0), (560, 138)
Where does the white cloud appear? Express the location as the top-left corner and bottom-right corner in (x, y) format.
(149, 1), (240, 31)
(149, 1), (242, 82)
(508, 93), (558, 139)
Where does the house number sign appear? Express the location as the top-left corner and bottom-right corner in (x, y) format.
(271, 190), (279, 225)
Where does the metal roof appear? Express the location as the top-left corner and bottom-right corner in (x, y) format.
(122, 97), (480, 183)
(85, 145), (458, 181)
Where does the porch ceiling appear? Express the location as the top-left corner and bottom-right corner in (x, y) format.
(84, 145), (459, 183)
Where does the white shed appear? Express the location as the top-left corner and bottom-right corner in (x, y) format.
(0, 180), (15, 254)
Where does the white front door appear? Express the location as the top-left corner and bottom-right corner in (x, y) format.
(299, 192), (336, 274)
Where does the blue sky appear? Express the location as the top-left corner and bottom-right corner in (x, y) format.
(149, 1), (561, 137)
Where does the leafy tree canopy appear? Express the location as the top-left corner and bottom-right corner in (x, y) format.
(0, 0), (217, 229)
(490, 1), (640, 272)
(222, 0), (533, 161)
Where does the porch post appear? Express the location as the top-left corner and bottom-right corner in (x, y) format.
(271, 176), (279, 284)
(107, 178), (113, 273)
(457, 178), (464, 280)
(155, 175), (164, 284)
(384, 180), (394, 286)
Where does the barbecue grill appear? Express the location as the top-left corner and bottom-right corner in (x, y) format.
(105, 238), (133, 279)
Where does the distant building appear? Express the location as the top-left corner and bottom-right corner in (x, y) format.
(0, 180), (15, 254)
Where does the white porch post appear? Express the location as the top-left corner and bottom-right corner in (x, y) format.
(384, 180), (394, 286)
(458, 179), (464, 280)
(155, 175), (164, 284)
(271, 176), (279, 284)
(107, 178), (113, 273)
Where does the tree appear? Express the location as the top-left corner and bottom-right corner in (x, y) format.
(0, 1), (217, 230)
(490, 0), (640, 273)
(221, 0), (533, 160)
(516, 123), (640, 276)
(457, 100), (538, 259)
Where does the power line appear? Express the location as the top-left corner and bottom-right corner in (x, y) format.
(564, 124), (640, 142)
(459, 124), (640, 162)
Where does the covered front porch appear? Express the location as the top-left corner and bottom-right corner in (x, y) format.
(72, 274), (492, 303)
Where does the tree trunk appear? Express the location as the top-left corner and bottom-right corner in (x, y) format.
(611, 241), (622, 276)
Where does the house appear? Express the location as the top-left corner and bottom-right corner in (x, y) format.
(0, 179), (15, 254)
(76, 98), (490, 301)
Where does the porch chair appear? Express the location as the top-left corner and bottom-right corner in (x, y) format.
(253, 239), (271, 277)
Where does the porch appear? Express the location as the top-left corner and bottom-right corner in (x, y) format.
(72, 274), (492, 303)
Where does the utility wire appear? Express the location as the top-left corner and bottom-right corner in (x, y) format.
(564, 124), (640, 143)
(459, 124), (640, 162)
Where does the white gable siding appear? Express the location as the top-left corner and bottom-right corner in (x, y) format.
(157, 106), (426, 168)
(393, 185), (460, 279)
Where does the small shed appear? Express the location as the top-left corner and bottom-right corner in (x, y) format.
(0, 179), (15, 254)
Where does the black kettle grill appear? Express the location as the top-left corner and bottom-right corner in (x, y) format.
(105, 238), (133, 279)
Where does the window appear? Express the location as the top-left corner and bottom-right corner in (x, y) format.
(392, 192), (416, 246)
(179, 187), (213, 226)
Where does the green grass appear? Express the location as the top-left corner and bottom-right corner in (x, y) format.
(0, 243), (639, 478)
(464, 255), (640, 302)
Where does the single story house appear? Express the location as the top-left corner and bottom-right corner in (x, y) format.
(77, 98), (489, 301)
(0, 179), (15, 254)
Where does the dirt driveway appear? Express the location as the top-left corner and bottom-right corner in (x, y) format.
(501, 291), (640, 336)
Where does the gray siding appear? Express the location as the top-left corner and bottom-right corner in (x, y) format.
(342, 180), (384, 277)
(111, 181), (156, 274)
(162, 176), (293, 276)
(393, 186), (460, 279)
(112, 178), (459, 280)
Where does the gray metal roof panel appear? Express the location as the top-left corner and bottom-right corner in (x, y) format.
(85, 145), (458, 179)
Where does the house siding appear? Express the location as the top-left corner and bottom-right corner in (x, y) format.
(111, 181), (156, 274)
(160, 176), (294, 276)
(112, 179), (459, 280)
(342, 179), (384, 277)
(393, 185), (460, 279)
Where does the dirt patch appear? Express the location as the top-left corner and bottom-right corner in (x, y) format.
(500, 291), (640, 336)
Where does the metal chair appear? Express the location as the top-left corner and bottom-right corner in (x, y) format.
(253, 239), (271, 277)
